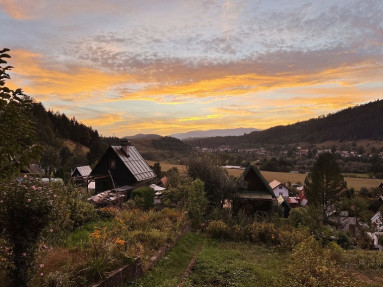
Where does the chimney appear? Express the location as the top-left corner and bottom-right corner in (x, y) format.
(120, 138), (131, 156)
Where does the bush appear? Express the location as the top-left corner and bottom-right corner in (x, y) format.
(206, 220), (231, 239)
(248, 221), (278, 245)
(0, 176), (55, 286)
(283, 237), (358, 287)
(278, 226), (309, 251)
(132, 187), (155, 210)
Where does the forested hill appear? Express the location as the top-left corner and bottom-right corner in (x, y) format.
(30, 101), (105, 165)
(188, 99), (383, 147)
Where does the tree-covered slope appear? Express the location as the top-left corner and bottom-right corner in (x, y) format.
(188, 99), (383, 147)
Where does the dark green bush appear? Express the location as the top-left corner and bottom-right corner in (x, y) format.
(132, 187), (155, 210)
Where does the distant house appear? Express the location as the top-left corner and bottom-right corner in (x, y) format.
(71, 165), (94, 189)
(90, 139), (156, 194)
(71, 165), (92, 178)
(22, 163), (44, 177)
(233, 165), (276, 215)
(269, 180), (290, 198)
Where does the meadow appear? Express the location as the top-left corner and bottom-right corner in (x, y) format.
(147, 161), (382, 190)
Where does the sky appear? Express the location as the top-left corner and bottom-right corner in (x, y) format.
(1, 0), (383, 137)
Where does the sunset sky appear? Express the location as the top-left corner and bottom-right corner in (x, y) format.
(1, 0), (382, 137)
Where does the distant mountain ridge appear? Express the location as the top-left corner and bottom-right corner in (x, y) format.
(187, 100), (383, 147)
(123, 134), (162, 140)
(170, 128), (259, 140)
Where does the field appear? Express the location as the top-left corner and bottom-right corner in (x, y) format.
(147, 161), (382, 190)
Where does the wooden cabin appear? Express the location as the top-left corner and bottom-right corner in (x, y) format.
(234, 165), (276, 215)
(90, 139), (156, 194)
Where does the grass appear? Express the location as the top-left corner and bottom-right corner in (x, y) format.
(129, 233), (286, 287)
(184, 239), (285, 287)
(127, 232), (204, 287)
(130, 232), (383, 287)
(64, 219), (113, 249)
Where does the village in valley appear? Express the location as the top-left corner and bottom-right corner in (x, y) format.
(2, 1), (383, 286)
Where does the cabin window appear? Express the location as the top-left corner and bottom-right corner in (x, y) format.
(279, 185), (283, 189)
(109, 159), (116, 169)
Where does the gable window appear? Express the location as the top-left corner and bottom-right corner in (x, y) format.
(109, 159), (116, 169)
(279, 185), (283, 189)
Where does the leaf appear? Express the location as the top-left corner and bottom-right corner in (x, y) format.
(0, 53), (11, 59)
(0, 48), (10, 53)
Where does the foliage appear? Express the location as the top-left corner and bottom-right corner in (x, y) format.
(187, 179), (208, 228)
(0, 48), (41, 179)
(152, 136), (192, 153)
(305, 153), (346, 219)
(206, 220), (231, 239)
(48, 184), (98, 243)
(187, 153), (245, 207)
(132, 186), (155, 210)
(152, 162), (161, 178)
(0, 176), (55, 286)
(284, 237), (358, 287)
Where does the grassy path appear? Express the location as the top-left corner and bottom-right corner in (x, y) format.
(127, 233), (203, 287)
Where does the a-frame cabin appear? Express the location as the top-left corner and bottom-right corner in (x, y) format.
(233, 165), (276, 215)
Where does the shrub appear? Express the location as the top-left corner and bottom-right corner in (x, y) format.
(132, 187), (155, 210)
(206, 220), (231, 239)
(0, 176), (55, 286)
(278, 226), (309, 251)
(187, 179), (208, 228)
(248, 221), (278, 245)
(283, 237), (358, 287)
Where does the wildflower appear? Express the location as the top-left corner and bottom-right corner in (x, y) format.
(27, 199), (31, 203)
(53, 194), (57, 198)
(23, 175), (27, 178)
(22, 253), (26, 257)
(40, 264), (44, 268)
(49, 229), (53, 233)
(40, 273), (43, 276)
(31, 186), (36, 190)
(38, 187), (42, 191)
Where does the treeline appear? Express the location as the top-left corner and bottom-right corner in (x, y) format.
(28, 101), (106, 180)
(31, 102), (101, 148)
(189, 99), (383, 147)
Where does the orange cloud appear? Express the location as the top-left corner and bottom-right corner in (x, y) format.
(81, 113), (125, 127)
(7, 49), (135, 101)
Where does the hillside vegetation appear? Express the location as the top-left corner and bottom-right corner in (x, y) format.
(188, 100), (383, 148)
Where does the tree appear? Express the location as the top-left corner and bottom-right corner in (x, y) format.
(187, 179), (208, 228)
(304, 153), (346, 220)
(0, 48), (40, 179)
(187, 153), (245, 208)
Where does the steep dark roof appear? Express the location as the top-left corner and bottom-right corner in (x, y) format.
(110, 145), (156, 182)
(241, 165), (275, 198)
